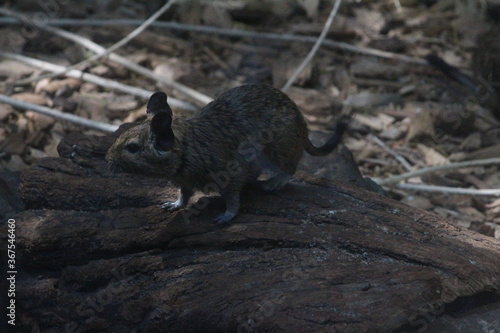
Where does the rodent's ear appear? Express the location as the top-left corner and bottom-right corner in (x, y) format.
(147, 91), (173, 117)
(150, 112), (175, 151)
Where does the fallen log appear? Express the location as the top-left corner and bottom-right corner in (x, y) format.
(11, 126), (500, 333)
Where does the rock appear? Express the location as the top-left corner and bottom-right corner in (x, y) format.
(300, 131), (385, 194)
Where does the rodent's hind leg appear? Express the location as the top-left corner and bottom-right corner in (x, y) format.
(161, 187), (193, 211)
(214, 188), (241, 224)
(257, 172), (291, 193)
(247, 150), (291, 192)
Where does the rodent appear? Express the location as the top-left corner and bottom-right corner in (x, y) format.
(106, 84), (350, 223)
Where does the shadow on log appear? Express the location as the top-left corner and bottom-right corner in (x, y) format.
(9, 126), (500, 332)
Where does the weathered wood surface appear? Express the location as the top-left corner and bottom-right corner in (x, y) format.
(12, 127), (500, 332)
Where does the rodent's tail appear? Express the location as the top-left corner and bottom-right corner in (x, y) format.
(304, 115), (352, 156)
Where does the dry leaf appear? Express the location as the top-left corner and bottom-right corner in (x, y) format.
(416, 144), (449, 166)
(286, 87), (334, 114)
(153, 58), (192, 82)
(0, 28), (26, 53)
(485, 198), (500, 209)
(465, 144), (500, 160)
(25, 111), (56, 132)
(0, 60), (33, 78)
(90, 65), (112, 76)
(298, 0), (320, 19)
(406, 110), (434, 142)
(354, 114), (395, 132)
(272, 53), (312, 88)
(401, 196), (433, 210)
(458, 207), (486, 222)
(12, 93), (50, 106)
(124, 106), (147, 123)
(35, 78), (81, 94)
(0, 104), (15, 121)
(0, 132), (26, 155)
(350, 57), (406, 79)
(353, 8), (385, 35)
(203, 4), (232, 28)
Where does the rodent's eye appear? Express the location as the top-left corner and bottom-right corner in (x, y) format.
(124, 142), (141, 154)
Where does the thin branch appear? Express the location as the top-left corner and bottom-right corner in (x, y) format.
(392, 183), (500, 196)
(282, 0), (342, 92)
(392, 0), (403, 13)
(6, 0), (179, 85)
(0, 18), (427, 65)
(123, 23), (426, 65)
(0, 7), (212, 106)
(0, 94), (118, 132)
(202, 45), (235, 75)
(0, 51), (198, 112)
(368, 134), (413, 172)
(377, 157), (500, 186)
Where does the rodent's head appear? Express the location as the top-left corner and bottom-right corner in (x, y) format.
(106, 91), (182, 177)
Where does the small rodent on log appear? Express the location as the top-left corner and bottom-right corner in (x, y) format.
(106, 85), (350, 223)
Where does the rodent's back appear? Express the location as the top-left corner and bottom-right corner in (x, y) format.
(174, 85), (308, 184)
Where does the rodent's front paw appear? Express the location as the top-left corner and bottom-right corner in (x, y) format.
(161, 201), (184, 211)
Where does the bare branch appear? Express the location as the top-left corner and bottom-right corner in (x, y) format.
(392, 183), (500, 196)
(0, 18), (427, 65)
(0, 7), (212, 106)
(0, 94), (118, 132)
(282, 0), (342, 92)
(4, 0), (179, 85)
(377, 158), (500, 186)
(0, 51), (198, 112)
(368, 134), (413, 172)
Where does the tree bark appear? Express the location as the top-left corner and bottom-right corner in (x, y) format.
(12, 127), (500, 333)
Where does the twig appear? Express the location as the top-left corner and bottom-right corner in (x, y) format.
(392, 0), (403, 13)
(6, 0), (179, 85)
(202, 45), (234, 75)
(282, 0), (342, 92)
(351, 77), (402, 88)
(195, 35), (278, 55)
(129, 23), (426, 65)
(368, 134), (413, 172)
(0, 18), (427, 65)
(0, 51), (198, 112)
(377, 157), (500, 186)
(392, 183), (500, 196)
(0, 94), (118, 132)
(0, 7), (212, 106)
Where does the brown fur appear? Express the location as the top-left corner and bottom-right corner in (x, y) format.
(106, 85), (349, 223)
